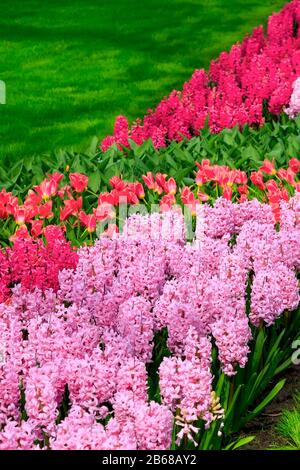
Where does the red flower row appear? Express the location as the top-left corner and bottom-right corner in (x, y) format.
(1, 157), (300, 245)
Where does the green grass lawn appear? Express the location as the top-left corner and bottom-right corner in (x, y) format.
(0, 0), (288, 161)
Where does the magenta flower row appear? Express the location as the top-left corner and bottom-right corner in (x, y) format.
(101, 1), (300, 152)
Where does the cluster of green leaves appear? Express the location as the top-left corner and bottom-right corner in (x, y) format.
(1, 115), (300, 201)
(274, 392), (300, 450)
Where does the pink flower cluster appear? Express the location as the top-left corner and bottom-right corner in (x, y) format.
(0, 225), (78, 303)
(101, 1), (300, 151)
(0, 195), (299, 449)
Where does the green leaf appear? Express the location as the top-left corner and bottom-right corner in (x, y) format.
(84, 136), (99, 156)
(243, 379), (286, 426)
(224, 385), (243, 433)
(275, 357), (292, 376)
(251, 328), (266, 376)
(225, 436), (255, 450)
(88, 170), (101, 193)
(265, 329), (285, 364)
(165, 154), (178, 170)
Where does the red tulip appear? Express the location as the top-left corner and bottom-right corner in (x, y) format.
(69, 173), (89, 192)
(265, 179), (279, 192)
(109, 176), (126, 191)
(25, 190), (42, 207)
(155, 173), (167, 191)
(14, 207), (27, 225)
(39, 201), (53, 219)
(181, 187), (198, 215)
(49, 172), (64, 184)
(160, 194), (175, 212)
(98, 192), (116, 206)
(133, 182), (145, 199)
(181, 187), (194, 205)
(79, 211), (97, 233)
(13, 206), (35, 225)
(9, 225), (30, 243)
(278, 167), (295, 185)
(289, 158), (300, 174)
(94, 203), (115, 222)
(197, 191), (210, 202)
(233, 170), (247, 185)
(31, 219), (44, 237)
(165, 177), (177, 195)
(260, 160), (276, 175)
(35, 178), (58, 200)
(223, 186), (233, 200)
(60, 197), (82, 221)
(239, 194), (248, 203)
(237, 184), (248, 195)
(250, 171), (265, 190)
(58, 185), (72, 200)
(142, 172), (156, 190)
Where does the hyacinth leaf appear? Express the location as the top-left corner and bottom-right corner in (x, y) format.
(241, 379), (286, 427)
(170, 423), (177, 451)
(247, 363), (271, 405)
(224, 384), (243, 434)
(198, 419), (222, 451)
(224, 436), (255, 450)
(250, 328), (267, 376)
(0, 167), (10, 187)
(273, 393), (300, 450)
(172, 167), (193, 183)
(275, 357), (294, 376)
(235, 372), (257, 420)
(265, 329), (286, 364)
(215, 372), (225, 397)
(222, 379), (232, 412)
(258, 352), (284, 392)
(182, 177), (195, 186)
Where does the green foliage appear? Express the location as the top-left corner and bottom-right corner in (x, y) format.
(274, 393), (300, 450)
(1, 116), (300, 201)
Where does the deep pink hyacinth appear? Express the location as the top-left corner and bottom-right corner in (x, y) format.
(0, 226), (78, 302)
(100, 1), (300, 153)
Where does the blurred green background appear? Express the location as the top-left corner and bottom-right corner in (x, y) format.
(0, 0), (287, 160)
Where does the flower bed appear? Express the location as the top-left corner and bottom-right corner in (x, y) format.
(1, 156), (300, 249)
(1, 197), (300, 449)
(101, 1), (300, 152)
(1, 0), (300, 452)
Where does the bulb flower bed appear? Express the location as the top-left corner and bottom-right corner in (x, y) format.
(1, 157), (300, 251)
(100, 1), (300, 153)
(1, 1), (300, 452)
(1, 195), (300, 449)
